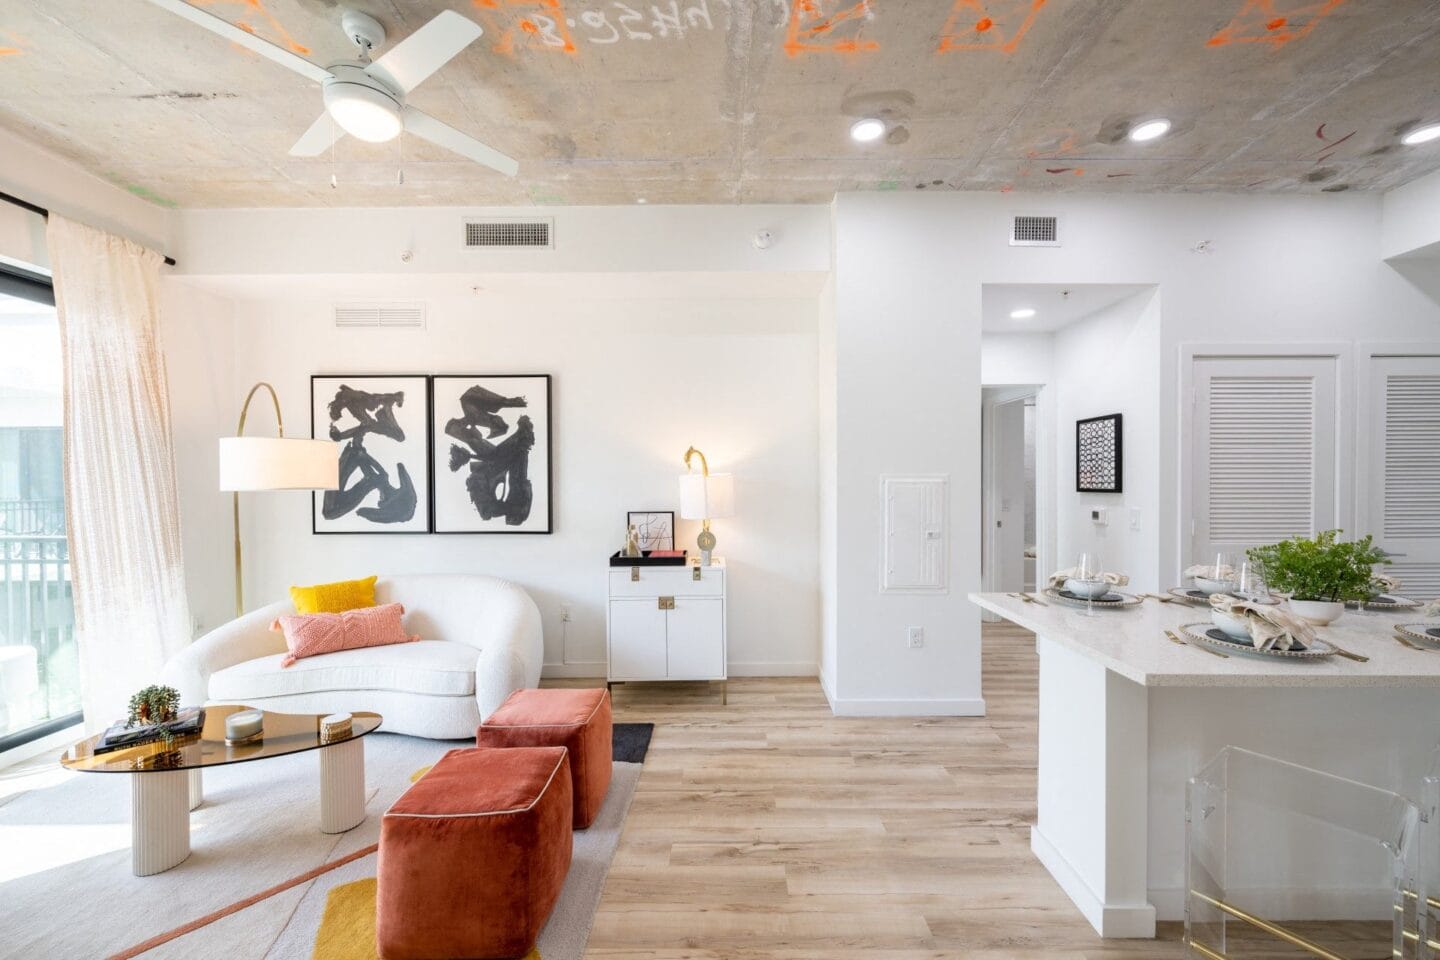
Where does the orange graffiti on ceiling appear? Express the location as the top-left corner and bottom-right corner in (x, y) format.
(0, 29), (29, 57)
(195, 0), (310, 55)
(1206, 0), (1347, 49)
(472, 0), (577, 56)
(938, 0), (1047, 54)
(783, 0), (880, 58)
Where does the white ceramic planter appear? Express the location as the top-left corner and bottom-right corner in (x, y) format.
(1288, 599), (1344, 625)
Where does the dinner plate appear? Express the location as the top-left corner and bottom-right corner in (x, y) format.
(1043, 587), (1143, 609)
(1177, 622), (1338, 661)
(1395, 623), (1440, 648)
(1166, 587), (1279, 607)
(1345, 595), (1422, 610)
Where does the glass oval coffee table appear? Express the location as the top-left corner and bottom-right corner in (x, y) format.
(61, 704), (381, 876)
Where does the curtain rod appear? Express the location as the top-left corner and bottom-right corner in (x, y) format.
(0, 189), (178, 267)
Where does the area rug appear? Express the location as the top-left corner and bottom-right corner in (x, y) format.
(0, 727), (647, 960)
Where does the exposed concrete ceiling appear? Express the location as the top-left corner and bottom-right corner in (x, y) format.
(2, 0), (1440, 207)
(982, 282), (1151, 333)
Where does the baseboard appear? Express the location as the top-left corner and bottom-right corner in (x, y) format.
(1150, 885), (1394, 924)
(818, 667), (838, 711)
(1030, 826), (1156, 938)
(728, 661), (817, 677)
(825, 695), (986, 717)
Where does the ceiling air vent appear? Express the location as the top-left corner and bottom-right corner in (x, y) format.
(463, 217), (554, 249)
(1010, 215), (1060, 247)
(333, 302), (426, 329)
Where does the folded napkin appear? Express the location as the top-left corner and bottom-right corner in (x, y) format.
(1370, 573), (1402, 595)
(1209, 593), (1318, 652)
(1049, 568), (1130, 589)
(1185, 563), (1235, 580)
(1423, 600), (1440, 618)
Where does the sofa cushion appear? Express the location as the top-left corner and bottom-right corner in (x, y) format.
(272, 602), (419, 667)
(209, 640), (478, 701)
(289, 574), (378, 614)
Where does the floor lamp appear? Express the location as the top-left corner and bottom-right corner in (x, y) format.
(219, 382), (339, 617)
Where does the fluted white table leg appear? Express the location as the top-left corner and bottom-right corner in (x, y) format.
(319, 738), (365, 833)
(132, 771), (191, 876)
(188, 769), (203, 811)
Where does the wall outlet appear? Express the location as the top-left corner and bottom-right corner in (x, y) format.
(1091, 507), (1108, 526)
(560, 604), (573, 623)
(907, 626), (924, 649)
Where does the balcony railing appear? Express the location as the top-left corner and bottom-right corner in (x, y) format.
(0, 498), (66, 536)
(0, 532), (79, 745)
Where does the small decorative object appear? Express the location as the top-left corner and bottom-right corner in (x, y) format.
(224, 708), (264, 744)
(678, 446), (735, 566)
(1076, 413), (1122, 493)
(128, 685), (180, 728)
(311, 375), (431, 534)
(622, 524), (642, 558)
(321, 712), (353, 742)
(431, 375), (552, 534)
(1247, 529), (1390, 625)
(627, 511), (675, 552)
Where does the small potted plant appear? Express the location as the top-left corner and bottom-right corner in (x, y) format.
(127, 684), (182, 749)
(1247, 530), (1390, 625)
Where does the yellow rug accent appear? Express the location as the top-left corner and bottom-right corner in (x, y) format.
(409, 764), (431, 783)
(312, 878), (541, 960)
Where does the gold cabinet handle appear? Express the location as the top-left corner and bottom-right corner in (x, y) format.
(631, 566), (639, 582)
(658, 596), (675, 610)
(692, 566), (702, 581)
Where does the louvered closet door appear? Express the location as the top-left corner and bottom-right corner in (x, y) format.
(1365, 356), (1440, 601)
(1192, 357), (1338, 565)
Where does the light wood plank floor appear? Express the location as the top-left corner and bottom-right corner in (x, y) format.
(555, 623), (1191, 958)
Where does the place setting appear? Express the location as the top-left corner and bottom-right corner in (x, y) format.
(1342, 573), (1424, 611)
(1151, 554), (1282, 608)
(1173, 593), (1361, 662)
(1394, 602), (1440, 649)
(1042, 553), (1144, 613)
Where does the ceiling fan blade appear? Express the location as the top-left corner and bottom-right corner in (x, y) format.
(366, 10), (483, 95)
(144, 0), (332, 84)
(289, 113), (344, 157)
(403, 107), (518, 177)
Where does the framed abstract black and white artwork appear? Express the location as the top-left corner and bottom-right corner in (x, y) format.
(1076, 413), (1123, 493)
(311, 375), (432, 534)
(431, 375), (552, 534)
(627, 511), (675, 551)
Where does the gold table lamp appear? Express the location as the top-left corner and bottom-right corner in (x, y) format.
(678, 446), (735, 566)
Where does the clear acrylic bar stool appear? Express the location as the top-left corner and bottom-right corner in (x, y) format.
(1186, 746), (1424, 959)
(1420, 747), (1440, 960)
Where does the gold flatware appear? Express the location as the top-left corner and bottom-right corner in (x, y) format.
(1147, 593), (1179, 604)
(1328, 644), (1369, 663)
(1167, 629), (1229, 658)
(1011, 592), (1048, 606)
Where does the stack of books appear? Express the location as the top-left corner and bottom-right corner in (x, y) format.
(95, 707), (205, 754)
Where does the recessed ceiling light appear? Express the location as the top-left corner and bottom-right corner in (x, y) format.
(850, 118), (887, 143)
(1009, 308), (1036, 320)
(1402, 123), (1440, 146)
(1129, 118), (1171, 143)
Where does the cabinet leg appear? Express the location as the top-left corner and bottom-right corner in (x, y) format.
(721, 679), (727, 706)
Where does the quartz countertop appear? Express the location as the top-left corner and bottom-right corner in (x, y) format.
(969, 591), (1440, 688)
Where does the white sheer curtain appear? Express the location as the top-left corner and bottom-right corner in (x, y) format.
(47, 215), (192, 729)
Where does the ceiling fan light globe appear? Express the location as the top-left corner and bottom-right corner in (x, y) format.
(323, 81), (402, 143)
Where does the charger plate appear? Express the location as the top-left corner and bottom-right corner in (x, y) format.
(1345, 595), (1422, 610)
(1043, 587), (1143, 609)
(1177, 622), (1337, 661)
(1395, 623), (1440, 648)
(1166, 587), (1279, 606)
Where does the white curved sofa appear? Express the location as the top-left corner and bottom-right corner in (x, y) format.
(162, 575), (543, 740)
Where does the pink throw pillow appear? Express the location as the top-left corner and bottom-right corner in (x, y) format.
(272, 602), (420, 667)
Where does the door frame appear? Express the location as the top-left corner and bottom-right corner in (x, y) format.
(1175, 342), (1353, 583)
(982, 385), (1049, 600)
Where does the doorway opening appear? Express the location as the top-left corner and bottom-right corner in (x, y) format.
(982, 387), (1039, 598)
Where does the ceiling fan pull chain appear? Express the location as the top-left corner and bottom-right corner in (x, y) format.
(330, 114), (338, 190)
(397, 128), (405, 186)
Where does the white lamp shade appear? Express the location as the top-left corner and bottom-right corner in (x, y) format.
(678, 472), (735, 520)
(219, 437), (339, 492)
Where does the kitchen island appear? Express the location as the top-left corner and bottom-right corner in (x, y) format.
(969, 591), (1440, 938)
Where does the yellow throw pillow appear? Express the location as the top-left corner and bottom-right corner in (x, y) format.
(290, 575), (378, 615)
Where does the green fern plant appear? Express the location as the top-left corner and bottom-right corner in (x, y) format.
(127, 685), (181, 749)
(1246, 530), (1389, 603)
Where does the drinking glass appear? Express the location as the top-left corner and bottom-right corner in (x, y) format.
(1075, 552), (1104, 616)
(1235, 560), (1268, 603)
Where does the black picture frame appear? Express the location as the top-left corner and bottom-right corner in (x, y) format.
(627, 511), (676, 551)
(1076, 413), (1123, 493)
(430, 374), (553, 534)
(311, 374), (434, 534)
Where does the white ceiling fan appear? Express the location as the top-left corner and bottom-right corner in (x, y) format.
(144, 1), (518, 176)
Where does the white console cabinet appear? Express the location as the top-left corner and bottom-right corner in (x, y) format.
(607, 558), (727, 703)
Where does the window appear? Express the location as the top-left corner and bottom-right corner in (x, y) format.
(0, 267), (78, 750)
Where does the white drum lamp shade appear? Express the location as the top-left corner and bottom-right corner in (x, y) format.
(219, 437), (339, 492)
(678, 472), (735, 520)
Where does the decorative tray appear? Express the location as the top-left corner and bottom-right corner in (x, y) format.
(1395, 623), (1440, 648)
(1166, 587), (1279, 607)
(1176, 622), (1337, 661)
(1345, 595), (1422, 610)
(1042, 587), (1143, 609)
(609, 550), (688, 567)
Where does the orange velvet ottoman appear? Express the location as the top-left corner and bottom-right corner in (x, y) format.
(376, 747), (573, 960)
(477, 689), (612, 829)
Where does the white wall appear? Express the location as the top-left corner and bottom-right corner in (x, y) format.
(1052, 289), (1160, 591)
(1381, 166), (1440, 261)
(165, 281), (821, 677)
(817, 271), (838, 700)
(981, 333), (1053, 386)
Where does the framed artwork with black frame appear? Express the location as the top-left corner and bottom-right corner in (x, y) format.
(1076, 413), (1123, 493)
(431, 374), (553, 534)
(311, 374), (432, 534)
(627, 511), (675, 552)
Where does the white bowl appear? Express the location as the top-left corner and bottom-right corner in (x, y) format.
(1210, 609), (1252, 642)
(1193, 576), (1235, 596)
(1064, 578), (1111, 599)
